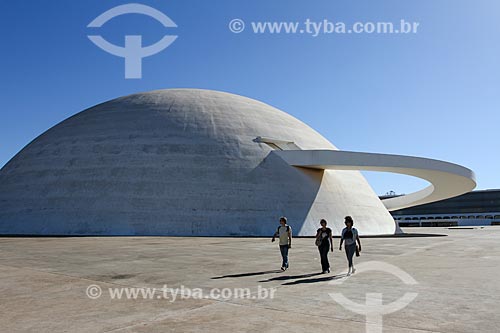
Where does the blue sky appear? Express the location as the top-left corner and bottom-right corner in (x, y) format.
(1, 0), (499, 195)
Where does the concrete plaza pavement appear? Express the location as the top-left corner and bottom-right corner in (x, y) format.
(0, 227), (499, 332)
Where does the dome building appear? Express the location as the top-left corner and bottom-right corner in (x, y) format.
(0, 89), (475, 236)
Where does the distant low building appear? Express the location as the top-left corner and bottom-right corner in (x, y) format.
(383, 190), (500, 227)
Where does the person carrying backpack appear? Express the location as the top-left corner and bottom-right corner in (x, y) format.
(271, 216), (292, 271)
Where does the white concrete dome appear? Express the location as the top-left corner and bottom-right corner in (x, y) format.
(0, 89), (396, 236)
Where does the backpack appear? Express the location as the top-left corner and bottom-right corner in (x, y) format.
(277, 225), (290, 234)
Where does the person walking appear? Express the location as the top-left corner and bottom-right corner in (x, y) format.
(272, 217), (292, 271)
(315, 219), (333, 273)
(339, 216), (361, 275)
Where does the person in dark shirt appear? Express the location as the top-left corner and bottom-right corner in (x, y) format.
(315, 219), (333, 273)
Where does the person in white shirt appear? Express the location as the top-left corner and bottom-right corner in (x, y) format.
(271, 216), (292, 271)
(339, 216), (361, 275)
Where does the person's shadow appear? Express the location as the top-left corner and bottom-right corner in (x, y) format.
(211, 270), (348, 286)
(258, 272), (323, 282)
(281, 273), (347, 285)
(211, 270), (281, 279)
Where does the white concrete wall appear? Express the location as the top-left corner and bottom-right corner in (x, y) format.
(0, 89), (396, 236)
